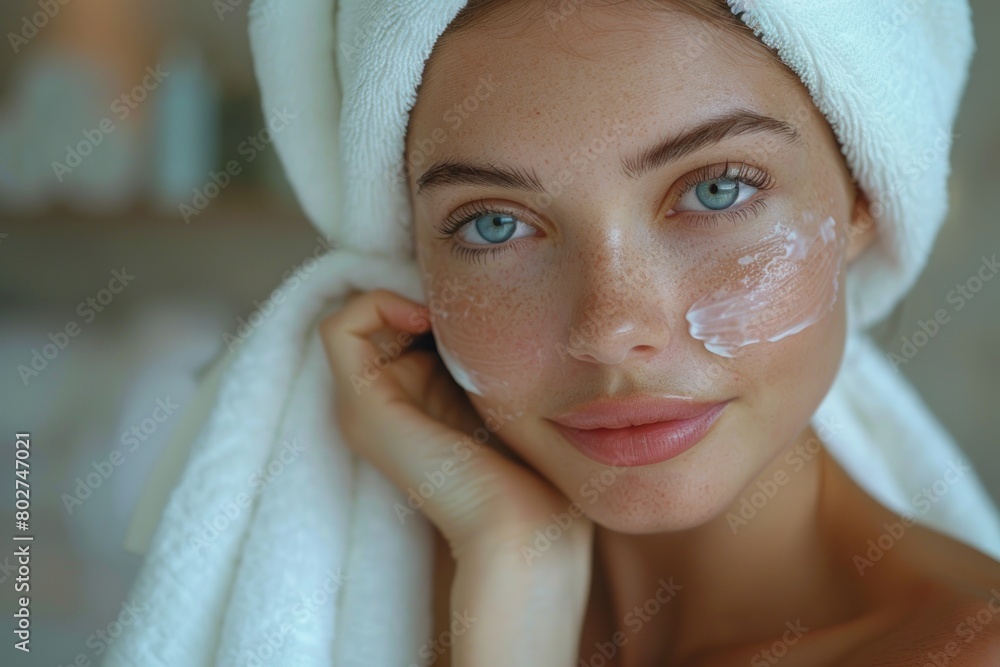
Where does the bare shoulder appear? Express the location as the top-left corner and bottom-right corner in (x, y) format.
(835, 515), (1000, 665)
(840, 583), (1000, 666)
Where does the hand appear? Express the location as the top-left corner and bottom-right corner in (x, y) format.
(318, 288), (592, 562)
(319, 288), (593, 666)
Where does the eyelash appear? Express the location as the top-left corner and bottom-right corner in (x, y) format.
(667, 161), (775, 230)
(433, 199), (528, 264)
(433, 161), (775, 263)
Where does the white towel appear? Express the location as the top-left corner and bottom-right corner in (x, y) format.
(106, 250), (438, 666)
(104, 1), (1000, 665)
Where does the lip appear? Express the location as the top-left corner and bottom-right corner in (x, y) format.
(550, 397), (731, 467)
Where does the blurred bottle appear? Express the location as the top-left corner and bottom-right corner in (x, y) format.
(149, 41), (220, 217)
(0, 50), (142, 215)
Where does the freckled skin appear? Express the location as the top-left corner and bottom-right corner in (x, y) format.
(406, 2), (1000, 664)
(409, 3), (852, 534)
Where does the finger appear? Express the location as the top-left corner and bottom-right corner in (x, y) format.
(321, 288), (426, 415)
(320, 288), (429, 366)
(318, 288), (458, 472)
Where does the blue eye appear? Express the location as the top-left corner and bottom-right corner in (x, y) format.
(473, 212), (518, 243)
(435, 200), (538, 248)
(671, 163), (772, 216)
(695, 178), (741, 210)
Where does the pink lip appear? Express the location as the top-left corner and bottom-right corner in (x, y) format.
(550, 398), (731, 467)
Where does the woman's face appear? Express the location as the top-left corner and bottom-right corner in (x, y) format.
(405, 2), (874, 533)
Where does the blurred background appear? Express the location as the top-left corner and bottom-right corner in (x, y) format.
(0, 0), (997, 664)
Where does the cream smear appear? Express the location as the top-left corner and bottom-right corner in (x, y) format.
(685, 216), (842, 358)
(435, 338), (485, 396)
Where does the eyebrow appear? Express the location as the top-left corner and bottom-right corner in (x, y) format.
(414, 109), (800, 197)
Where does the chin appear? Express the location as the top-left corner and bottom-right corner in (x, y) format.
(584, 497), (728, 535)
(534, 427), (762, 535)
(573, 466), (750, 534)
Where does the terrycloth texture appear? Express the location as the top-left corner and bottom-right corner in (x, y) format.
(104, 250), (436, 666)
(815, 332), (1000, 556)
(728, 0), (975, 333)
(104, 1), (1000, 665)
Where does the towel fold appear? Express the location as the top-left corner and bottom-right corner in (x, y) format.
(104, 250), (436, 666)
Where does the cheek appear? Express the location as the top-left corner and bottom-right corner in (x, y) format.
(681, 211), (849, 446)
(685, 213), (846, 359)
(422, 265), (559, 415)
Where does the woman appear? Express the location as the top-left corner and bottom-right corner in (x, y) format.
(319, 1), (1000, 664)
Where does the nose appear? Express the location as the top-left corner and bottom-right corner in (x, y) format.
(563, 246), (673, 366)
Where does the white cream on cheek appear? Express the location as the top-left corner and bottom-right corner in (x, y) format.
(434, 337), (485, 396)
(421, 271), (518, 400)
(685, 215), (843, 358)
